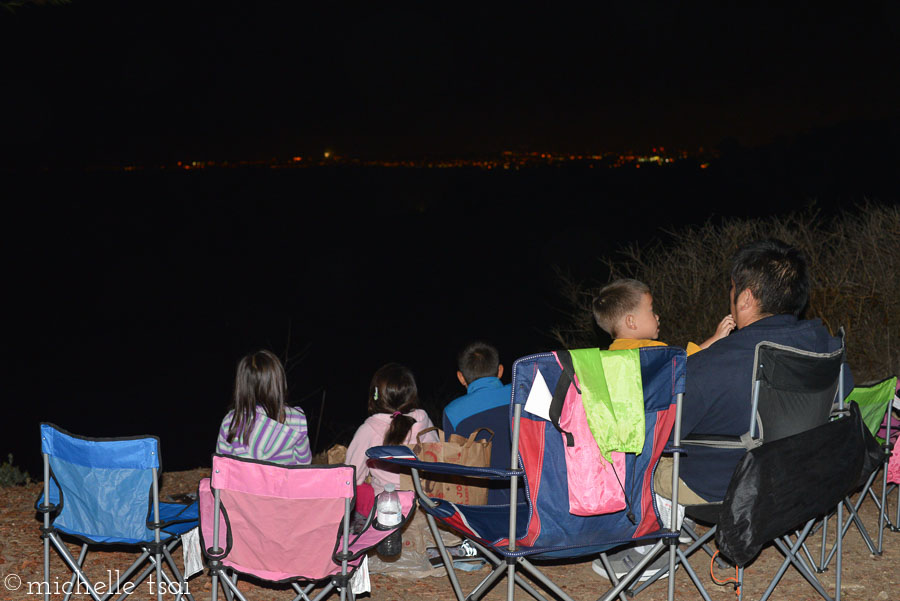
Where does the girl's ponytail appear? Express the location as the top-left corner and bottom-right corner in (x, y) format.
(368, 363), (421, 445)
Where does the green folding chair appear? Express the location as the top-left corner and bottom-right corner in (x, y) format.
(812, 376), (897, 570)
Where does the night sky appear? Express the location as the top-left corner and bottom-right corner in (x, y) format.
(3, 2), (899, 475)
(2, 3), (899, 164)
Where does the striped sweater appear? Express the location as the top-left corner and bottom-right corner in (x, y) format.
(216, 405), (312, 465)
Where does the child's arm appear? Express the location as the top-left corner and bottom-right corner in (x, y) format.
(698, 314), (736, 349)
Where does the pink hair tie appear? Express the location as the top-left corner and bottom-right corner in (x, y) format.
(391, 411), (402, 419)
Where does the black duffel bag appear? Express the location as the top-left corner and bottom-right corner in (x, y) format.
(715, 402), (880, 566)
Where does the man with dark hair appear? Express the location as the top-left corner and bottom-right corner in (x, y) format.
(654, 238), (851, 504)
(596, 239), (851, 582)
(443, 341), (514, 504)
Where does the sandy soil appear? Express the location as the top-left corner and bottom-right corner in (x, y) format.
(2, 467), (897, 601)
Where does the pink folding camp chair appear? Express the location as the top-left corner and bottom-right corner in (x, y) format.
(198, 454), (414, 601)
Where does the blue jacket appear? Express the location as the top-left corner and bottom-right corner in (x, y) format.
(680, 314), (851, 502)
(443, 377), (515, 504)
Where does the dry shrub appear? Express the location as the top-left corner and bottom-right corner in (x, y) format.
(551, 203), (900, 383)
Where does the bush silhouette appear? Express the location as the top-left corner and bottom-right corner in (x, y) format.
(552, 203), (900, 383)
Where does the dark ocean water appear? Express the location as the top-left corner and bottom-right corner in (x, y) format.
(3, 162), (889, 477)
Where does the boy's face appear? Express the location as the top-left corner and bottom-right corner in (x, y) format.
(629, 292), (660, 340)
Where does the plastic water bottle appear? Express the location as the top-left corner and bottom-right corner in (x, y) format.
(375, 483), (402, 557)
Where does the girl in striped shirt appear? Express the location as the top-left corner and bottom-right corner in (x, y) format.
(216, 349), (312, 465)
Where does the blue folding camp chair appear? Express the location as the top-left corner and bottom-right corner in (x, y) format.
(368, 345), (687, 601)
(37, 423), (200, 601)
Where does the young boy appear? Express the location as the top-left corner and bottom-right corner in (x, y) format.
(589, 278), (734, 581)
(592, 278), (734, 355)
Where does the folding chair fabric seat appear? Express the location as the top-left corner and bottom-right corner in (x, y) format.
(198, 453), (414, 600)
(368, 345), (687, 601)
(38, 422), (199, 600)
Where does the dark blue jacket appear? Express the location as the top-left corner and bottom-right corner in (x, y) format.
(680, 314), (851, 502)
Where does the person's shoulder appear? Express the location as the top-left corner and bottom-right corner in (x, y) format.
(283, 406), (309, 432)
(284, 405), (307, 420)
(349, 414), (383, 441)
(219, 409), (236, 429)
(444, 392), (468, 411)
(410, 408), (433, 422)
(361, 413), (385, 428)
(608, 339), (669, 351)
(609, 338), (639, 350)
(795, 318), (844, 351)
(686, 329), (747, 367)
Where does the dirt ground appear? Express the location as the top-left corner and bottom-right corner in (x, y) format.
(2, 467), (897, 601)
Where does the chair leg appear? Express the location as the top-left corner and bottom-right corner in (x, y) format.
(42, 533), (52, 601)
(595, 553), (628, 601)
(836, 501), (842, 601)
(423, 512), (466, 601)
(217, 571), (244, 601)
(465, 540), (550, 601)
(66, 544), (89, 601)
(878, 463), (889, 552)
(290, 581), (317, 601)
(630, 526), (716, 597)
(597, 540), (666, 601)
(308, 580), (337, 601)
(884, 482), (900, 532)
(516, 557), (576, 601)
(893, 483), (900, 531)
(843, 494), (878, 554)
(153, 542), (193, 601)
(674, 546), (714, 601)
(819, 512), (828, 569)
(816, 491), (879, 572)
(211, 567), (237, 601)
(144, 544), (194, 601)
(45, 535), (102, 601)
(761, 520), (833, 601)
(468, 562), (507, 601)
(211, 571), (218, 601)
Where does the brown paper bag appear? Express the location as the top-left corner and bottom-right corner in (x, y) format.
(399, 426), (493, 505)
(326, 444), (347, 465)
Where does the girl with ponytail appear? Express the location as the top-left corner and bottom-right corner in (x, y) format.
(345, 363), (438, 496)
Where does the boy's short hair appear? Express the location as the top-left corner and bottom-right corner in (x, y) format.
(592, 279), (650, 337)
(731, 239), (809, 316)
(458, 341), (500, 384)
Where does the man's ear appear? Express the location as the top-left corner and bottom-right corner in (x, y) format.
(497, 364), (504, 380)
(457, 370), (468, 388)
(738, 288), (755, 311)
(625, 314), (636, 331)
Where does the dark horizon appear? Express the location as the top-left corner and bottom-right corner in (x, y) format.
(2, 3), (898, 166)
(3, 2), (900, 479)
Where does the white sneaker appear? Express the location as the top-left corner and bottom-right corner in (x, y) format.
(679, 517), (698, 544)
(591, 548), (676, 582)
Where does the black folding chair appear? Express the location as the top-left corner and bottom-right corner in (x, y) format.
(631, 337), (847, 601)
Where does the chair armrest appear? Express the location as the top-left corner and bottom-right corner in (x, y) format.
(366, 445), (524, 480)
(681, 434), (748, 449)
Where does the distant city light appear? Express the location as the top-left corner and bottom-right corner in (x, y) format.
(117, 148), (718, 172)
